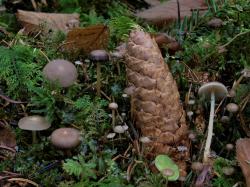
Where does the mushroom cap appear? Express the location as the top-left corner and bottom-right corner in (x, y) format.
(198, 82), (228, 100)
(109, 102), (118, 110)
(43, 59), (78, 87)
(207, 18), (223, 28)
(113, 125), (125, 134)
(139, 136), (152, 143)
(191, 162), (203, 172)
(226, 143), (234, 151)
(51, 128), (80, 149)
(90, 50), (109, 62)
(220, 116), (230, 124)
(226, 103), (239, 113)
(18, 115), (51, 131)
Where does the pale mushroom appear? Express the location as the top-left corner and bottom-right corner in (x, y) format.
(43, 59), (78, 87)
(109, 102), (118, 128)
(89, 50), (109, 96)
(226, 103), (239, 114)
(50, 127), (80, 156)
(198, 82), (228, 163)
(18, 115), (51, 144)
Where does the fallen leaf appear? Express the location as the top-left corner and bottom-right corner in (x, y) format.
(0, 126), (16, 148)
(136, 0), (207, 27)
(16, 10), (79, 34)
(64, 25), (109, 54)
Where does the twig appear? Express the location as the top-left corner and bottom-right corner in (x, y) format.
(8, 178), (39, 187)
(220, 30), (250, 49)
(0, 94), (27, 104)
(0, 145), (16, 153)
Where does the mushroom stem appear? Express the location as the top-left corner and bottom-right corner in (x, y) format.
(32, 131), (37, 144)
(111, 109), (116, 128)
(96, 62), (101, 96)
(203, 91), (215, 163)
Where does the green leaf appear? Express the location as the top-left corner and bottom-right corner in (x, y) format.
(154, 155), (179, 181)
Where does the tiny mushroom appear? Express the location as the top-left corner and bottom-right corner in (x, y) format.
(226, 103), (239, 114)
(89, 50), (109, 96)
(51, 127), (81, 156)
(198, 82), (228, 163)
(220, 116), (230, 124)
(113, 125), (125, 134)
(222, 166), (235, 176)
(191, 162), (204, 173)
(18, 115), (51, 144)
(109, 102), (118, 127)
(43, 59), (78, 87)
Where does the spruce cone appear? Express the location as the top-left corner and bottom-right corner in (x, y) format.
(125, 30), (189, 175)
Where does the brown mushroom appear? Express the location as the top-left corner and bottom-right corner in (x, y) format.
(18, 115), (51, 144)
(43, 59), (78, 87)
(109, 102), (118, 127)
(89, 50), (109, 96)
(50, 127), (80, 156)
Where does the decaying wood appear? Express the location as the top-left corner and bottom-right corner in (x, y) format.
(236, 138), (250, 187)
(16, 10), (79, 34)
(125, 29), (189, 176)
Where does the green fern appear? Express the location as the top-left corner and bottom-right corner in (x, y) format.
(0, 45), (45, 99)
(109, 16), (139, 41)
(72, 96), (109, 135)
(63, 155), (96, 180)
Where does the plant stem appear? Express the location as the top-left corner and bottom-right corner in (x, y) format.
(203, 91), (215, 163)
(96, 62), (101, 96)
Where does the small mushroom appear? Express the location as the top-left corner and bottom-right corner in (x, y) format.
(43, 59), (78, 87)
(187, 111), (194, 120)
(220, 116), (230, 124)
(222, 166), (235, 176)
(191, 162), (204, 173)
(226, 143), (234, 151)
(113, 125), (125, 134)
(89, 50), (109, 96)
(207, 18), (223, 28)
(226, 103), (239, 114)
(18, 115), (51, 144)
(109, 102), (118, 127)
(198, 82), (228, 163)
(50, 127), (80, 156)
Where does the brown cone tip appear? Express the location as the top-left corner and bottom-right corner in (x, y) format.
(18, 115), (51, 131)
(43, 59), (78, 87)
(51, 128), (81, 149)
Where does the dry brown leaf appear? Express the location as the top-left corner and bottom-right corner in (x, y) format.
(0, 126), (16, 148)
(16, 10), (79, 34)
(236, 138), (250, 187)
(136, 0), (207, 27)
(64, 25), (109, 54)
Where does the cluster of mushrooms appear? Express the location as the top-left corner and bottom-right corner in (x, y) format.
(17, 49), (111, 154)
(185, 70), (249, 175)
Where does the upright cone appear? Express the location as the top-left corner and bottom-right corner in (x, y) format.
(125, 30), (189, 175)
